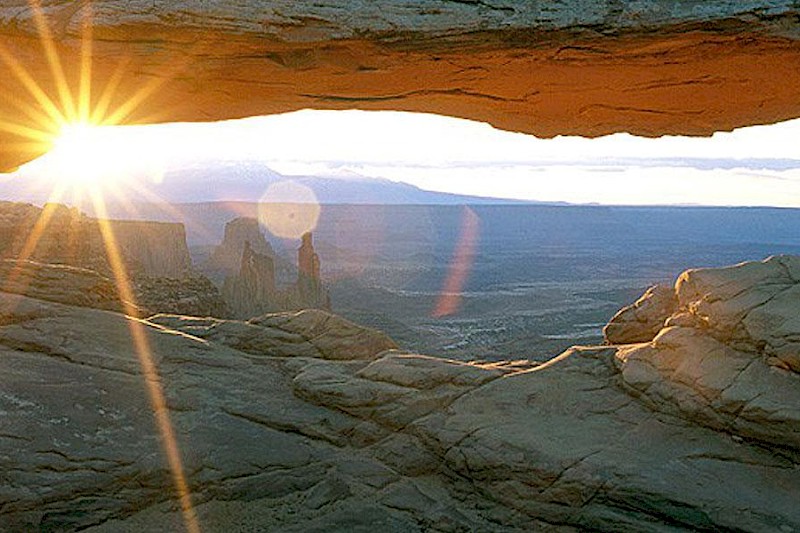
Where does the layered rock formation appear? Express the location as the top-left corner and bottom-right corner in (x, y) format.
(0, 201), (228, 318)
(0, 202), (192, 279)
(150, 309), (397, 361)
(0, 256), (798, 531)
(3, 2), (800, 171)
(609, 255), (800, 450)
(222, 240), (278, 317)
(603, 284), (677, 344)
(101, 220), (193, 279)
(206, 217), (275, 280)
(221, 226), (330, 318)
(0, 259), (131, 314)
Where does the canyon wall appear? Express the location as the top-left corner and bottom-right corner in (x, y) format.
(0, 202), (192, 279)
(108, 220), (192, 279)
(2, 2), (800, 171)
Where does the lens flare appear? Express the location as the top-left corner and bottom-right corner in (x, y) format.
(90, 192), (200, 533)
(258, 180), (321, 239)
(432, 206), (480, 318)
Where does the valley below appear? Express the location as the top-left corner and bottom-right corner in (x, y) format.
(1, 251), (799, 531)
(174, 203), (800, 361)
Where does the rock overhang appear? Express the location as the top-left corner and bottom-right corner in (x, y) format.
(1, 1), (800, 172)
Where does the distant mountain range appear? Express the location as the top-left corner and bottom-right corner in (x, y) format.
(3, 160), (535, 206)
(153, 161), (535, 205)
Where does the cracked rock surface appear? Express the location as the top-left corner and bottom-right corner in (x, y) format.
(613, 256), (800, 452)
(1, 256), (799, 531)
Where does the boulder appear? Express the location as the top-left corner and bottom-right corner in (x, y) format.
(610, 255), (800, 449)
(603, 284), (676, 344)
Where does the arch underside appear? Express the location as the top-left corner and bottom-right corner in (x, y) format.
(1, 2), (800, 172)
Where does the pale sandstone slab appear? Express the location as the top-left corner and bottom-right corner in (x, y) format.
(3, 256), (800, 531)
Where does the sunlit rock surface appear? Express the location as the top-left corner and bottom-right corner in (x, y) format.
(1, 256), (799, 531)
(149, 308), (397, 361)
(613, 255), (800, 450)
(603, 283), (677, 344)
(0, 259), (129, 313)
(2, 2), (800, 170)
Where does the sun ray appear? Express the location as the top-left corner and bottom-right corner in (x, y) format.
(27, 0), (77, 123)
(3, 141), (53, 154)
(97, 181), (150, 220)
(0, 43), (66, 126)
(0, 184), (68, 308)
(11, 188), (67, 265)
(2, 5), (199, 530)
(88, 191), (200, 533)
(101, 75), (174, 126)
(3, 86), (61, 133)
(119, 110), (180, 127)
(112, 180), (222, 245)
(78, 1), (93, 124)
(100, 39), (206, 127)
(0, 120), (56, 143)
(89, 57), (132, 125)
(104, 178), (183, 226)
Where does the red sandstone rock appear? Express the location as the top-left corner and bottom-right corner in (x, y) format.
(1, 3), (800, 171)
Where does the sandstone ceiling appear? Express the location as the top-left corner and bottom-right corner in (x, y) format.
(1, 1), (800, 172)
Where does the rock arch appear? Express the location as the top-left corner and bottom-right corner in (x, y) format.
(1, 1), (800, 171)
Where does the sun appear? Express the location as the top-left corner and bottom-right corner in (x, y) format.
(49, 122), (115, 186)
(43, 120), (157, 197)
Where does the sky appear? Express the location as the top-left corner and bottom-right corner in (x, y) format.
(7, 109), (800, 207)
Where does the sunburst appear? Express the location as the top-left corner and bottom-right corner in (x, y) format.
(0, 3), (200, 531)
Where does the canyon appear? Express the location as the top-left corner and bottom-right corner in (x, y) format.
(0, 202), (191, 278)
(1, 2), (799, 531)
